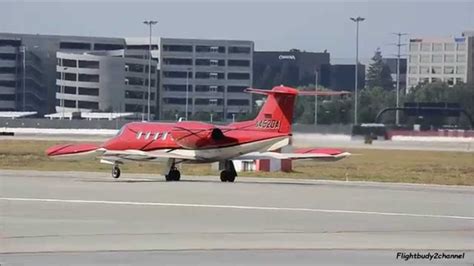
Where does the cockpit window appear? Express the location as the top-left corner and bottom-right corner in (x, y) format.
(116, 126), (126, 137)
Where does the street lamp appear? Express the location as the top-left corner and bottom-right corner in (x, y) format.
(314, 69), (319, 125)
(392, 32), (408, 126)
(350, 16), (365, 125)
(60, 67), (68, 120)
(185, 67), (191, 120)
(143, 20), (158, 121)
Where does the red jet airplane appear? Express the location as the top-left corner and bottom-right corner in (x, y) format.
(46, 85), (350, 182)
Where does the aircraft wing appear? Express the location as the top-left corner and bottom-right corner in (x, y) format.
(236, 148), (350, 162)
(101, 149), (197, 161)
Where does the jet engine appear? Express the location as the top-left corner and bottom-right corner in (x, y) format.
(170, 122), (237, 149)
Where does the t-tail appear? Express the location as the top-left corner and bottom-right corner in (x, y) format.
(233, 85), (350, 134)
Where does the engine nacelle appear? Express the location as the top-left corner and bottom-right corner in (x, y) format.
(170, 122), (237, 149)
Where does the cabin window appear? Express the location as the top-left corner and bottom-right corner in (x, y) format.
(136, 132), (143, 139)
(145, 132), (151, 140)
(153, 132), (161, 140)
(162, 132), (168, 140)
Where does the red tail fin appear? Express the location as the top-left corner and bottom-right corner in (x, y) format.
(245, 86), (299, 134)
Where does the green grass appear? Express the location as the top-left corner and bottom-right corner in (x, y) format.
(1, 139), (473, 185)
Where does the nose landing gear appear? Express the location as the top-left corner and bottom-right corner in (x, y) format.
(112, 164), (121, 179)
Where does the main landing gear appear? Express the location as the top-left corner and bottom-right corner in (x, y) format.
(220, 160), (237, 183)
(165, 159), (181, 182)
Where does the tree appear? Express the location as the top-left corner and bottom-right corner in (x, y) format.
(406, 82), (474, 128)
(366, 48), (393, 90)
(358, 86), (395, 123)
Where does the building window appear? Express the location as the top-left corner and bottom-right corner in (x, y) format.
(228, 46), (251, 54)
(444, 66), (455, 74)
(64, 73), (77, 81)
(456, 54), (466, 63)
(431, 66), (442, 74)
(59, 42), (91, 50)
(432, 43), (443, 51)
(432, 54), (442, 63)
(78, 74), (99, 82)
(456, 66), (465, 74)
(408, 66), (418, 74)
(78, 60), (99, 69)
(94, 43), (124, 50)
(64, 100), (76, 108)
(195, 59), (225, 66)
(444, 54), (455, 63)
(444, 43), (455, 51)
(163, 71), (189, 78)
(420, 55), (430, 63)
(457, 43), (466, 51)
(0, 53), (17, 60)
(228, 73), (250, 80)
(126, 77), (144, 85)
(431, 77), (441, 83)
(78, 100), (99, 109)
(195, 72), (224, 79)
(163, 84), (189, 92)
(195, 85), (223, 92)
(163, 45), (193, 52)
(409, 55), (418, 63)
(409, 43), (419, 52)
(126, 63), (144, 72)
(420, 66), (430, 74)
(163, 58), (192, 65)
(228, 60), (250, 67)
(420, 43), (431, 51)
(62, 59), (77, 67)
(64, 86), (76, 94)
(227, 99), (249, 106)
(163, 98), (187, 105)
(126, 104), (143, 112)
(455, 78), (464, 84)
(195, 45), (225, 53)
(209, 99), (218, 106)
(408, 78), (418, 86)
(78, 87), (99, 96)
(0, 80), (16, 87)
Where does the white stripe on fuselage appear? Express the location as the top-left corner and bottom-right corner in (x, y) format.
(102, 136), (290, 163)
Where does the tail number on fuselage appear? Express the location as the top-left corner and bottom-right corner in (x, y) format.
(256, 119), (280, 129)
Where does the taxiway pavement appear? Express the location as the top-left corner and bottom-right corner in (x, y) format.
(1, 170), (473, 264)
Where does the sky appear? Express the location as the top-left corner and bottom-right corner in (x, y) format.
(1, 0), (473, 63)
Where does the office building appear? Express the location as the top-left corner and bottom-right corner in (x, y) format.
(56, 49), (157, 115)
(0, 33), (127, 115)
(159, 38), (253, 121)
(406, 33), (473, 90)
(253, 50), (330, 89)
(329, 64), (366, 91)
(382, 58), (407, 91)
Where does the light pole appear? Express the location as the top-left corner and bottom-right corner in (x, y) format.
(314, 70), (319, 125)
(392, 32), (408, 126)
(21, 46), (26, 111)
(185, 67), (191, 120)
(143, 20), (157, 121)
(350, 16), (365, 125)
(60, 67), (68, 120)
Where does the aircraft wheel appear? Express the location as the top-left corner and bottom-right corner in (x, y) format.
(166, 170), (181, 181)
(112, 165), (121, 179)
(220, 171), (227, 182)
(220, 170), (236, 182)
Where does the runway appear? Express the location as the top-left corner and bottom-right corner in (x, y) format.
(1, 170), (473, 264)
